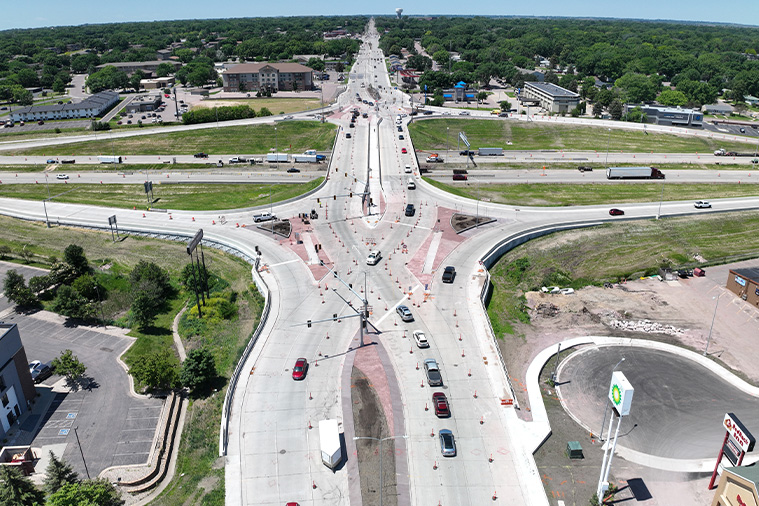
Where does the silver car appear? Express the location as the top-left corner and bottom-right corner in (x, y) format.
(396, 305), (414, 322)
(439, 429), (456, 457)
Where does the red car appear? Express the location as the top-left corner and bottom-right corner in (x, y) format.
(609, 208), (625, 216)
(292, 358), (308, 380)
(433, 392), (450, 417)
(452, 174), (468, 181)
(401, 148), (407, 154)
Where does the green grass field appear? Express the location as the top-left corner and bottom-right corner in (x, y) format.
(409, 119), (752, 153)
(0, 178), (323, 211)
(7, 121), (337, 157)
(197, 97), (322, 114)
(487, 212), (759, 337)
(423, 178), (759, 206)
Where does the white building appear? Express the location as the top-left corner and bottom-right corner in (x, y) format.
(522, 82), (580, 113)
(10, 91), (120, 122)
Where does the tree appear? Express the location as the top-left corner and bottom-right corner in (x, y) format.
(71, 274), (103, 301)
(129, 349), (180, 391)
(129, 70), (145, 92)
(43, 451), (79, 496)
(432, 50), (450, 69)
(609, 99), (623, 120)
(130, 290), (159, 329)
(614, 72), (658, 103)
(406, 54), (432, 72)
(0, 245), (11, 259)
(476, 91), (488, 103)
(51, 349), (87, 385)
(155, 63), (175, 78)
(592, 101), (604, 117)
(657, 89), (688, 107)
(499, 100), (511, 111)
(0, 465), (45, 506)
(130, 261), (171, 299)
(63, 244), (89, 276)
(180, 347), (217, 392)
(3, 270), (38, 307)
(306, 57), (324, 72)
(13, 88), (33, 106)
(238, 81), (246, 93)
(47, 479), (123, 506)
(51, 285), (95, 319)
(53, 78), (67, 94)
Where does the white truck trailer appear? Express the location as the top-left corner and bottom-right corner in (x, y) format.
(266, 153), (289, 163)
(606, 166), (665, 179)
(477, 147), (503, 156)
(319, 419), (342, 469)
(97, 155), (122, 163)
(292, 154), (318, 163)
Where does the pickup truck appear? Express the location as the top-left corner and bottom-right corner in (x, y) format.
(424, 358), (443, 386)
(253, 212), (276, 223)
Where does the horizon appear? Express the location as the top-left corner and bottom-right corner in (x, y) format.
(3, 1), (759, 31)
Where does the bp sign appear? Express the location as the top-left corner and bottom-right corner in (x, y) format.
(608, 371), (634, 416)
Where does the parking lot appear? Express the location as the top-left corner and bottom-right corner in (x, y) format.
(0, 309), (163, 477)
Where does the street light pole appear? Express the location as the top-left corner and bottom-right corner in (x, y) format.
(656, 180), (665, 220)
(353, 434), (408, 506)
(446, 127), (449, 162)
(604, 127), (612, 170)
(704, 293), (722, 356)
(599, 357), (625, 440)
(275, 126), (278, 171)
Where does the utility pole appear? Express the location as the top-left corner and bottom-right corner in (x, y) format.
(74, 427), (91, 479)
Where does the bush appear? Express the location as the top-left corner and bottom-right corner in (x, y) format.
(72, 274), (104, 300)
(63, 244), (89, 276)
(258, 107), (272, 116)
(180, 347), (217, 393)
(129, 349), (180, 391)
(51, 285), (96, 319)
(91, 120), (111, 131)
(3, 270), (38, 307)
(182, 105), (256, 125)
(186, 296), (237, 323)
(29, 275), (52, 293)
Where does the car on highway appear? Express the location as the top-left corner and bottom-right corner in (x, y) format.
(397, 126), (403, 132)
(366, 250), (382, 265)
(346, 133), (352, 138)
(286, 167), (300, 173)
(29, 361), (52, 384)
(498, 112), (509, 117)
(405, 165), (412, 173)
(194, 152), (208, 158)
(458, 111), (470, 115)
(424, 358), (442, 386)
(694, 200), (711, 208)
(439, 429), (456, 456)
(442, 266), (456, 283)
(433, 392), (450, 417)
(349, 123), (355, 128)
(60, 159), (75, 164)
(399, 134), (404, 140)
(424, 110), (433, 115)
(396, 305), (414, 322)
(577, 166), (593, 172)
(405, 204), (415, 216)
(56, 174), (69, 179)
(401, 148), (407, 154)
(413, 330), (429, 348)
(609, 208), (625, 216)
(292, 358), (308, 380)
(452, 174), (468, 181)
(46, 159), (57, 164)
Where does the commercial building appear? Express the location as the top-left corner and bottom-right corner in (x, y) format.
(441, 81), (476, 102)
(125, 93), (163, 113)
(703, 103), (734, 115)
(94, 60), (181, 77)
(521, 82), (580, 113)
(624, 104), (703, 128)
(10, 91), (120, 122)
(726, 268), (759, 308)
(221, 62), (313, 92)
(140, 77), (175, 90)
(710, 463), (759, 506)
(0, 324), (36, 439)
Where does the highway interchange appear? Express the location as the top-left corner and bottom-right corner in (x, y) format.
(2, 19), (759, 506)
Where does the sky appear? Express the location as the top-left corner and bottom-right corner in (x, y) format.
(2, 0), (759, 31)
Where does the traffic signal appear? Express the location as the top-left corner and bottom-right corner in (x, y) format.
(307, 320), (312, 328)
(333, 195), (336, 200)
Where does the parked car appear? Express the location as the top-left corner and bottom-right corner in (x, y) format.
(56, 174), (69, 180)
(396, 305), (414, 322)
(609, 208), (624, 216)
(29, 361), (52, 383)
(286, 167), (300, 173)
(433, 392), (450, 417)
(292, 358), (308, 380)
(405, 204), (415, 216)
(442, 266), (456, 283)
(413, 330), (429, 348)
(694, 200), (711, 208)
(439, 429), (456, 456)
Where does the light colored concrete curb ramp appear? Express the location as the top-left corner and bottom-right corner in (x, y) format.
(526, 335), (759, 472)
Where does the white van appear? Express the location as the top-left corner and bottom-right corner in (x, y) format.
(407, 179), (416, 190)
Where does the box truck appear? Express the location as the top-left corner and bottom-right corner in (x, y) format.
(606, 166), (665, 179)
(319, 419), (342, 469)
(477, 148), (503, 156)
(292, 154), (318, 163)
(97, 155), (122, 164)
(266, 153), (289, 163)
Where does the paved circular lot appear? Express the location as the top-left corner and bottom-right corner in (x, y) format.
(557, 345), (759, 460)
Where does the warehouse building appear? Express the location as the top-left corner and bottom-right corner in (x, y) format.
(10, 91), (120, 122)
(521, 82), (580, 113)
(726, 268), (759, 308)
(0, 324), (36, 439)
(221, 62), (313, 92)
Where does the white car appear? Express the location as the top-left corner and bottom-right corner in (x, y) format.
(413, 330), (429, 348)
(694, 201), (711, 209)
(253, 212), (275, 223)
(404, 165), (412, 173)
(56, 174), (69, 180)
(459, 111), (470, 115)
(366, 250), (382, 265)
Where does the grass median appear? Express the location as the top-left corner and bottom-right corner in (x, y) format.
(0, 178), (323, 211)
(409, 119), (752, 153)
(423, 178), (759, 206)
(7, 121), (337, 157)
(197, 97), (322, 114)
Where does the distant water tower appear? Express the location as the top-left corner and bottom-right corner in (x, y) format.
(395, 8), (403, 19)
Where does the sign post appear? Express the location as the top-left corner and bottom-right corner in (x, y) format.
(596, 371), (634, 501)
(708, 413), (756, 489)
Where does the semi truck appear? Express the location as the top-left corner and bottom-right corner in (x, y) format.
(319, 420), (342, 469)
(292, 154), (318, 163)
(266, 153), (289, 163)
(97, 155), (122, 164)
(477, 147), (503, 156)
(303, 150), (326, 161)
(714, 148), (754, 156)
(606, 166), (665, 179)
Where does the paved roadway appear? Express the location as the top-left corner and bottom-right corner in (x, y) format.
(2, 19), (759, 506)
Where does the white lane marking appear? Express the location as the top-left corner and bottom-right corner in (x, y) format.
(422, 232), (442, 274)
(395, 222), (432, 230)
(374, 284), (422, 326)
(268, 259), (300, 268)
